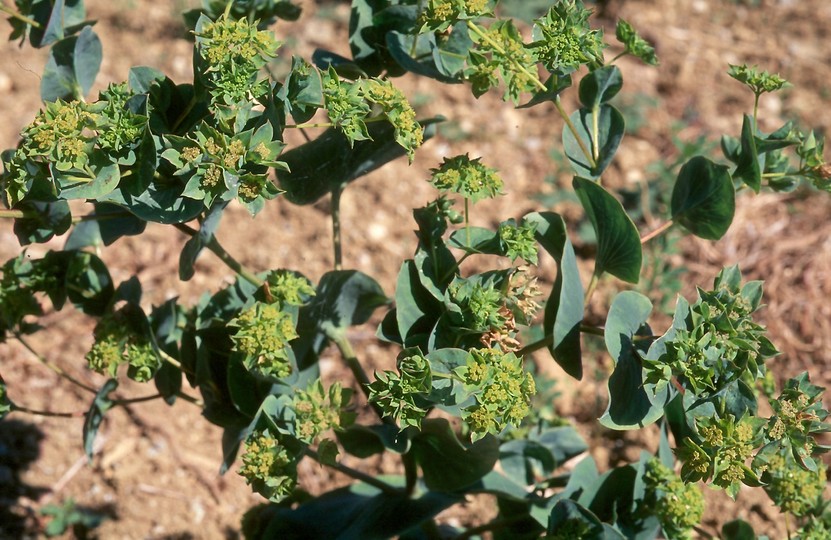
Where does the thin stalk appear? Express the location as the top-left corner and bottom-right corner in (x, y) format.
(0, 209), (26, 219)
(516, 334), (552, 357)
(305, 448), (402, 494)
(439, 252), (471, 284)
(640, 219), (674, 244)
(555, 96), (596, 169)
(175, 391), (204, 408)
(584, 273), (599, 308)
(464, 197), (471, 247)
(753, 92), (761, 129)
(286, 116), (388, 130)
(331, 183), (344, 271)
(0, 5), (40, 27)
(112, 393), (164, 406)
(173, 223), (264, 288)
(10, 404), (85, 418)
(15, 333), (97, 394)
(591, 104), (600, 162)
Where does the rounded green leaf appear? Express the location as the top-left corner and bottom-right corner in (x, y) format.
(411, 418), (499, 492)
(599, 291), (668, 430)
(578, 65), (623, 108)
(524, 212), (584, 379)
(573, 177), (642, 284)
(563, 105), (625, 179)
(13, 200), (72, 246)
(670, 156), (735, 240)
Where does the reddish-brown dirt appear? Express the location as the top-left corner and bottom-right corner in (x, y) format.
(1, 0), (831, 538)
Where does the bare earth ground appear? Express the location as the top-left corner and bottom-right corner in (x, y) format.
(1, 0), (831, 538)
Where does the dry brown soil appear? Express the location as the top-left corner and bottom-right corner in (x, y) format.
(1, 0), (831, 538)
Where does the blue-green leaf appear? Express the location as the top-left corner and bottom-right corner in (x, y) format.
(671, 156), (735, 240)
(573, 177), (642, 284)
(524, 211), (584, 379)
(600, 291), (668, 430)
(732, 115), (762, 193)
(563, 105), (625, 179)
(83, 379), (118, 462)
(411, 418), (499, 492)
(578, 66), (623, 108)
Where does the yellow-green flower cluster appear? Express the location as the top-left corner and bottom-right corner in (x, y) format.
(528, 1), (605, 76)
(728, 64), (789, 96)
(20, 100), (96, 173)
(677, 415), (762, 497)
(419, 0), (492, 32)
(322, 69), (372, 145)
(466, 20), (538, 103)
(755, 451), (826, 516)
(292, 379), (354, 444)
(642, 458), (705, 539)
(430, 154), (503, 202)
(94, 83), (147, 153)
(362, 78), (423, 162)
(264, 270), (315, 306)
(459, 348), (535, 440)
(85, 312), (160, 382)
(196, 15), (281, 104)
(239, 429), (297, 502)
(230, 302), (298, 379)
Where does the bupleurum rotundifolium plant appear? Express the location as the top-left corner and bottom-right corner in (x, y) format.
(1, 0), (831, 538)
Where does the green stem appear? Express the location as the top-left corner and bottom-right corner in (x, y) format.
(305, 448), (402, 495)
(466, 21), (546, 93)
(10, 403), (85, 418)
(591, 104), (600, 163)
(15, 333), (98, 394)
(332, 183), (344, 271)
(112, 393), (164, 406)
(176, 391), (205, 408)
(0, 209), (26, 219)
(640, 219), (674, 244)
(174, 223), (264, 288)
(516, 334), (552, 356)
(464, 197), (471, 247)
(555, 95), (596, 169)
(753, 92), (761, 130)
(584, 273), (599, 308)
(0, 5), (41, 28)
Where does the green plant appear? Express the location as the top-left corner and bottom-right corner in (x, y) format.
(2, 0), (831, 538)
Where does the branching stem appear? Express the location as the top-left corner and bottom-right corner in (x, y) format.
(10, 404), (85, 418)
(640, 219), (674, 244)
(305, 448), (402, 494)
(332, 182), (344, 271)
(328, 330), (393, 425)
(0, 5), (41, 28)
(465, 20), (596, 169)
(174, 223), (264, 288)
(15, 333), (98, 394)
